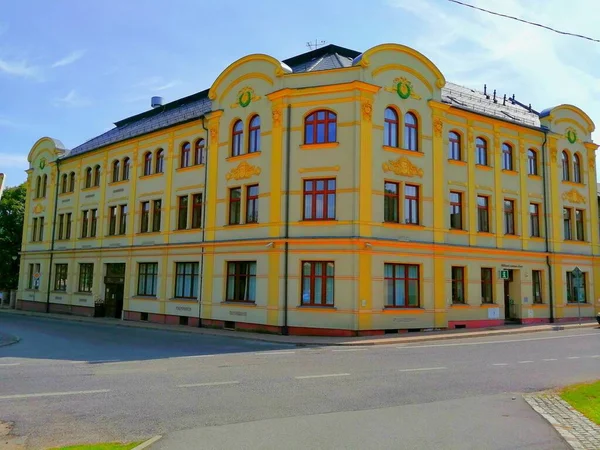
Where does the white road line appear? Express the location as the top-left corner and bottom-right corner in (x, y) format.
(295, 373), (351, 379)
(492, 363), (509, 366)
(256, 351), (296, 356)
(398, 367), (447, 372)
(70, 361), (88, 364)
(332, 348), (369, 352)
(395, 332), (599, 350)
(543, 358), (558, 361)
(566, 356), (581, 360)
(0, 363), (20, 367)
(0, 389), (110, 400)
(180, 355), (215, 359)
(518, 361), (534, 364)
(177, 381), (240, 388)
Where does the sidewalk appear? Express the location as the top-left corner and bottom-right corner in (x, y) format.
(0, 308), (597, 347)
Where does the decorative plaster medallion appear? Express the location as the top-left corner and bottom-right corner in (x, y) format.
(39, 158), (46, 170)
(226, 161), (261, 181)
(210, 127), (218, 141)
(561, 188), (585, 204)
(384, 77), (421, 100)
(433, 118), (443, 138)
(565, 127), (578, 144)
(382, 157), (423, 177)
(361, 101), (373, 122)
(33, 203), (45, 214)
(231, 87), (261, 109)
(272, 108), (282, 127)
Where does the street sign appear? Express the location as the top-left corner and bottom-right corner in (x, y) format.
(500, 270), (510, 280)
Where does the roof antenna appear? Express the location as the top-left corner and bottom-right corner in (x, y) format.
(483, 84), (487, 95)
(306, 39), (327, 50)
(503, 94), (506, 106)
(493, 89), (497, 103)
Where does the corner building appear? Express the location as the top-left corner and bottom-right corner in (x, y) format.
(19, 43), (600, 336)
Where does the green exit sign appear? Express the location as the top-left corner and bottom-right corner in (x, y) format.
(500, 270), (510, 280)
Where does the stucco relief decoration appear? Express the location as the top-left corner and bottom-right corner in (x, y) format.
(382, 157), (423, 178)
(226, 161), (261, 181)
(38, 158), (46, 170)
(361, 101), (373, 122)
(562, 188), (585, 204)
(565, 127), (578, 144)
(33, 203), (45, 214)
(588, 156), (595, 170)
(231, 86), (261, 109)
(210, 127), (218, 141)
(433, 118), (443, 138)
(272, 108), (282, 127)
(384, 77), (421, 100)
(550, 145), (557, 163)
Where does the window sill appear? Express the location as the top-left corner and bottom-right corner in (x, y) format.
(51, 290), (67, 294)
(529, 236), (544, 240)
(475, 164), (492, 171)
(58, 192), (74, 197)
(502, 169), (518, 176)
(136, 231), (161, 236)
(448, 228), (468, 234)
(139, 173), (163, 180)
(224, 223), (261, 229)
(172, 228), (202, 234)
(172, 297), (197, 302)
(227, 152), (261, 161)
(296, 305), (336, 310)
(176, 164), (205, 172)
(504, 234), (520, 239)
(108, 180), (129, 186)
(450, 303), (469, 308)
(448, 159), (466, 166)
(78, 236), (97, 240)
(528, 174), (542, 180)
(74, 292), (92, 296)
(382, 307), (424, 313)
(561, 180), (585, 187)
(563, 240), (588, 245)
(565, 303), (591, 307)
(531, 303), (546, 308)
(479, 303), (498, 308)
(104, 234), (127, 238)
(81, 187), (99, 192)
(382, 222), (423, 229)
(221, 301), (257, 307)
(477, 232), (494, 236)
(25, 288), (40, 292)
(300, 142), (339, 150)
(382, 146), (423, 157)
(132, 295), (158, 300)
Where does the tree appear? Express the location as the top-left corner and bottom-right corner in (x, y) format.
(0, 183), (27, 290)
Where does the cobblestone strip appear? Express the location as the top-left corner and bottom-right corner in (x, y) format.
(524, 393), (600, 450)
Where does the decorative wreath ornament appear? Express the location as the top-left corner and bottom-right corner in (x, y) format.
(39, 158), (46, 170)
(396, 81), (411, 99)
(238, 90), (252, 108)
(566, 128), (577, 144)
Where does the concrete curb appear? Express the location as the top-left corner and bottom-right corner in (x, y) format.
(131, 435), (162, 450)
(1, 308), (597, 347)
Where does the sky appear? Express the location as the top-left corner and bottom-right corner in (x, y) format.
(1, 0), (599, 187)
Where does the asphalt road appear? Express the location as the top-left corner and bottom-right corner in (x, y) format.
(0, 314), (598, 450)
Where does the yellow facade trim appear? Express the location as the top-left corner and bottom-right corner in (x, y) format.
(300, 142), (339, 150)
(298, 166), (340, 173)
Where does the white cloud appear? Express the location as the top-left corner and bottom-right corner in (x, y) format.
(51, 49), (86, 68)
(135, 76), (180, 92)
(0, 153), (28, 169)
(0, 117), (24, 129)
(54, 90), (91, 108)
(0, 57), (39, 78)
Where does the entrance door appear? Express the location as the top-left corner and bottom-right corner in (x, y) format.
(104, 283), (124, 318)
(503, 269), (513, 320)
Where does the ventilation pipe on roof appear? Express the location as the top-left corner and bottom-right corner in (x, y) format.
(151, 96), (163, 109)
(493, 89), (497, 103)
(483, 84), (487, 95)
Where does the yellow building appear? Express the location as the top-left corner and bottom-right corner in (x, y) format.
(18, 43), (599, 336)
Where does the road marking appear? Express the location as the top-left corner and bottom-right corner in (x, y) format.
(566, 356), (581, 360)
(0, 363), (20, 367)
(177, 381), (240, 388)
(395, 332), (599, 350)
(295, 373), (351, 379)
(332, 348), (369, 352)
(0, 389), (110, 400)
(181, 355), (215, 359)
(543, 358), (558, 361)
(492, 363), (509, 366)
(256, 351), (296, 356)
(398, 367), (447, 372)
(70, 361), (88, 364)
(518, 361), (534, 364)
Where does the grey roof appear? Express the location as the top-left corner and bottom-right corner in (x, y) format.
(286, 52), (355, 73)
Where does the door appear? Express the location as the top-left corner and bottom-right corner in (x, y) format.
(503, 280), (511, 319)
(104, 283), (124, 319)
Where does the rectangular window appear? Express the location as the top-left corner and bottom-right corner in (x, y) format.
(119, 205), (127, 235)
(563, 208), (572, 240)
(174, 262), (199, 298)
(38, 217), (44, 241)
(384, 182), (399, 223)
(109, 206), (117, 236)
(384, 263), (420, 307)
(529, 203), (540, 237)
(532, 270), (543, 304)
(58, 214), (65, 240)
(54, 264), (68, 291)
(226, 261), (256, 302)
(481, 268), (494, 304)
(191, 194), (203, 229)
(303, 178), (336, 220)
(152, 200), (161, 232)
(228, 188), (241, 225)
(404, 184), (419, 225)
(566, 271), (587, 303)
(451, 266), (465, 304)
(89, 210), (97, 237)
(82, 210), (89, 238)
(177, 196), (188, 230)
(245, 185), (259, 224)
(301, 261), (335, 306)
(504, 199), (515, 235)
(449, 191), (463, 230)
(32, 218), (38, 242)
(140, 201), (150, 233)
(78, 263), (94, 293)
(575, 209), (585, 241)
(28, 263), (40, 289)
(137, 263), (158, 296)
(477, 195), (489, 232)
(66, 213), (72, 239)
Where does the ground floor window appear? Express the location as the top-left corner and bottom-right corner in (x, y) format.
(451, 266), (465, 304)
(301, 261), (334, 306)
(54, 264), (68, 291)
(28, 263), (41, 289)
(138, 263), (158, 296)
(226, 261), (256, 302)
(78, 263), (94, 293)
(532, 270), (543, 304)
(384, 263), (419, 307)
(566, 271), (586, 303)
(480, 268), (493, 304)
(174, 262), (199, 299)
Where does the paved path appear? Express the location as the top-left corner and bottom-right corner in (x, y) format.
(0, 314), (598, 449)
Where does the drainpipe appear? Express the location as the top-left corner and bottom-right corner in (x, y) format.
(198, 115), (209, 327)
(46, 158), (61, 313)
(282, 105), (292, 335)
(540, 129), (555, 323)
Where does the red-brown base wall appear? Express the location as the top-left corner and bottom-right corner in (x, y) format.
(17, 299), (94, 317)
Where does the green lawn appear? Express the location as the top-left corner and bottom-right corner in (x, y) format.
(48, 442), (141, 450)
(561, 380), (600, 425)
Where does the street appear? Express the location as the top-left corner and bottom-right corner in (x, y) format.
(0, 314), (599, 449)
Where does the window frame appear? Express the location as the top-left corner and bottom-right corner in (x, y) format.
(65, 213), (72, 239)
(504, 199), (516, 235)
(501, 143), (513, 170)
(575, 209), (585, 241)
(180, 142), (191, 168)
(54, 264), (68, 291)
(527, 149), (538, 175)
(383, 107), (399, 148)
(232, 119), (244, 156)
(573, 153), (582, 183)
(61, 174), (68, 194)
(563, 207), (573, 240)
(303, 178), (336, 221)
(245, 185), (259, 224)
(78, 263), (94, 293)
(82, 210), (89, 238)
(191, 193), (203, 229)
(480, 268), (494, 304)
(248, 115), (261, 153)
(152, 200), (161, 232)
(404, 184), (419, 225)
(93, 165), (101, 187)
(448, 131), (461, 160)
(561, 151), (570, 181)
(155, 149), (164, 174)
(384, 263), (420, 308)
(144, 152), (153, 176)
(384, 181), (400, 223)
(404, 112), (418, 151)
(475, 137), (488, 166)
(228, 187), (242, 225)
(476, 195), (490, 233)
(194, 139), (205, 165)
(108, 206), (117, 236)
(69, 172), (75, 192)
(532, 270), (543, 304)
(112, 160), (120, 183)
(226, 261), (257, 303)
(137, 263), (158, 297)
(122, 157), (130, 181)
(304, 110), (337, 145)
(566, 271), (586, 304)
(301, 261), (335, 306)
(529, 203), (540, 237)
(177, 195), (188, 230)
(140, 201), (150, 233)
(174, 262), (199, 299)
(85, 168), (92, 188)
(88, 210), (96, 238)
(449, 191), (463, 230)
(451, 266), (466, 304)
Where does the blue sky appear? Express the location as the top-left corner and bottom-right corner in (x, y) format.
(1, 0), (598, 187)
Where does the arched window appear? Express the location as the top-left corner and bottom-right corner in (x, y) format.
(384, 107), (399, 147)
(404, 112), (418, 151)
(93, 165), (101, 187)
(562, 151), (570, 181)
(41, 174), (48, 197)
(155, 149), (164, 173)
(180, 142), (191, 168)
(304, 110), (337, 145)
(69, 172), (75, 192)
(502, 143), (513, 170)
(194, 139), (205, 165)
(144, 152), (152, 176)
(448, 131), (461, 160)
(35, 176), (41, 198)
(112, 160), (120, 182)
(85, 168), (92, 188)
(248, 115), (261, 153)
(527, 149), (538, 175)
(61, 174), (68, 194)
(573, 153), (582, 183)
(476, 137), (488, 165)
(232, 120), (243, 156)
(122, 157), (130, 180)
